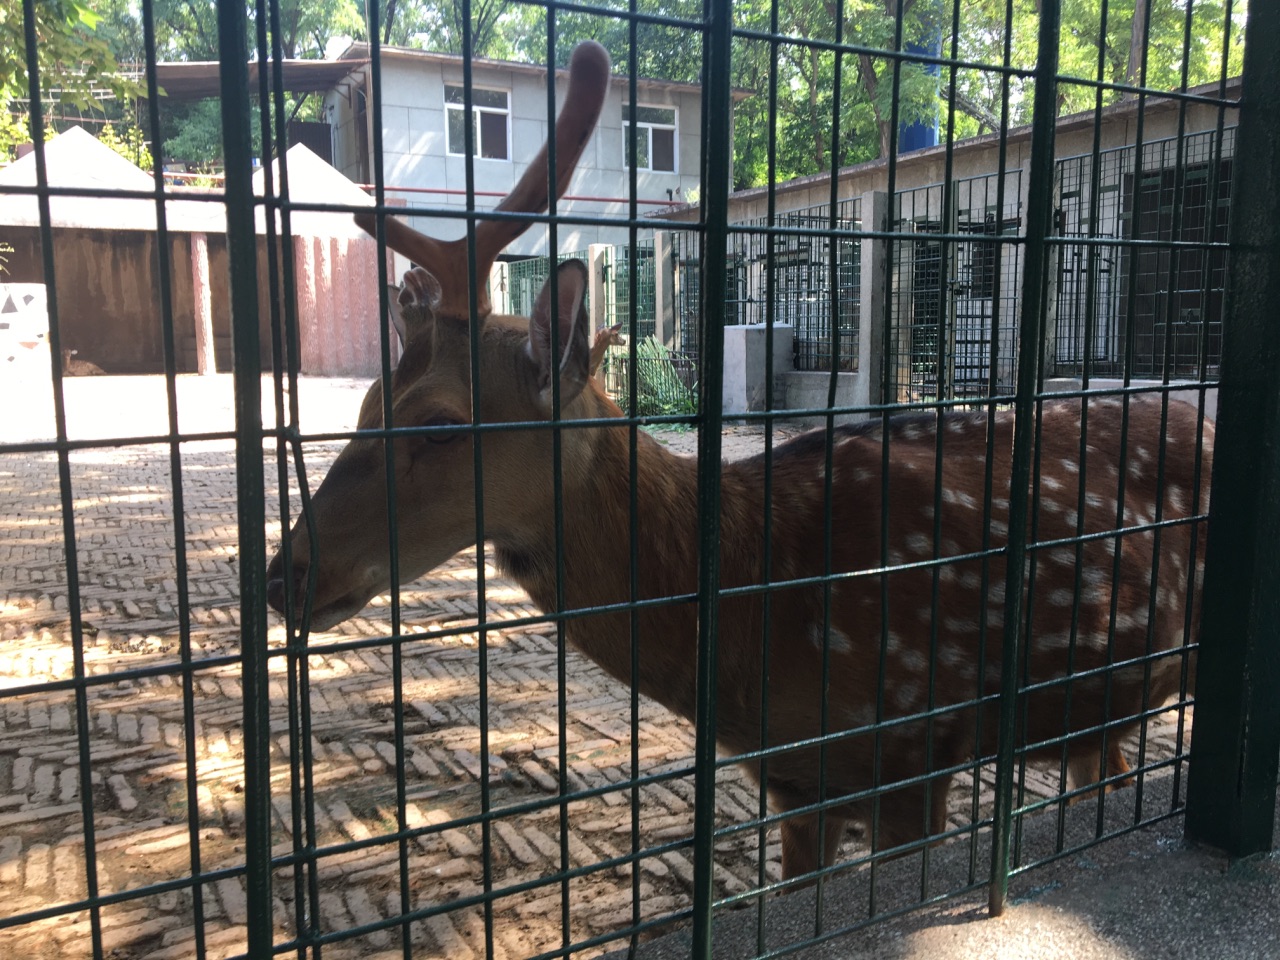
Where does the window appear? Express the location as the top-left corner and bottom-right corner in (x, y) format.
(445, 85), (510, 160)
(623, 105), (677, 173)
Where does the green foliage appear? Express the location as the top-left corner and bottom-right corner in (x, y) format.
(608, 337), (699, 419)
(0, 0), (142, 160)
(98, 120), (153, 170)
(955, 0), (1247, 127)
(0, 0), (1250, 183)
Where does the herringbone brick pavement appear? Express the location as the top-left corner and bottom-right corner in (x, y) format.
(0, 376), (1191, 960)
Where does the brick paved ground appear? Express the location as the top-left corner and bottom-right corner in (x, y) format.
(0, 376), (1191, 960)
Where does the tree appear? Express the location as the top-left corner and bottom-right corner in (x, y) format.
(0, 0), (141, 158)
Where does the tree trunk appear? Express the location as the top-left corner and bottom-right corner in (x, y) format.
(1126, 0), (1150, 83)
(858, 53), (892, 159)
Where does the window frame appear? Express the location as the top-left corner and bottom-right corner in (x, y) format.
(623, 103), (678, 174)
(444, 84), (512, 162)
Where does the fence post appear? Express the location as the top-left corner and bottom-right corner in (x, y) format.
(588, 243), (609, 337)
(216, 0), (273, 955)
(1184, 1), (1280, 858)
(190, 232), (217, 374)
(859, 191), (889, 412)
(988, 0), (1061, 916)
(1040, 177), (1062, 380)
(489, 261), (510, 315)
(654, 231), (675, 348)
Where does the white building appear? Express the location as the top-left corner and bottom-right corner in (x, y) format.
(324, 43), (727, 257)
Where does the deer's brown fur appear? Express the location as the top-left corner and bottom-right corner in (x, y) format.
(266, 40), (1210, 882)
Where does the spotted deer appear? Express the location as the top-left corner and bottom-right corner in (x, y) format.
(265, 40), (1212, 881)
(589, 322), (625, 377)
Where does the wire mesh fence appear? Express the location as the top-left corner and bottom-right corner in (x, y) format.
(1053, 128), (1235, 380)
(2, 1), (1277, 960)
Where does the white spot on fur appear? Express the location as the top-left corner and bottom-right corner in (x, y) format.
(943, 488), (980, 510)
(1082, 566), (1110, 588)
(906, 533), (933, 555)
(1062, 459), (1079, 474)
(810, 623), (853, 654)
(853, 468), (873, 483)
(1113, 612), (1144, 633)
(943, 616), (979, 634)
(895, 682), (921, 710)
(899, 647), (928, 673)
(1048, 549), (1075, 568)
(1043, 476), (1064, 492)
(1039, 631), (1072, 650)
(1047, 588), (1075, 607)
(843, 704), (875, 728)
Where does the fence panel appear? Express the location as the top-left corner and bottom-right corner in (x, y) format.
(1, 1), (1275, 959)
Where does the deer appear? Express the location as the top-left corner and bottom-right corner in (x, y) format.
(265, 40), (1212, 883)
(589, 322), (625, 378)
(61, 348), (105, 376)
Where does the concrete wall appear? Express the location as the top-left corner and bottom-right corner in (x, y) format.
(325, 54), (708, 257)
(2, 227), (395, 377)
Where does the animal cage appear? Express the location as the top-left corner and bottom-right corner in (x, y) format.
(2, 1), (1278, 960)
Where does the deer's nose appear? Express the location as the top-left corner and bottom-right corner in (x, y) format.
(266, 566), (306, 616)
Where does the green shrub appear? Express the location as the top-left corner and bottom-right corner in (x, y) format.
(606, 336), (698, 419)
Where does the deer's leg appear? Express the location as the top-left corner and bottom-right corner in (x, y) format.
(873, 773), (953, 855)
(1106, 740), (1136, 790)
(779, 812), (848, 882)
(1066, 740), (1133, 804)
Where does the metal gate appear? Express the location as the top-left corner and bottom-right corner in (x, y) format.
(2, 2), (1278, 960)
(1053, 129), (1236, 379)
(888, 171), (1023, 402)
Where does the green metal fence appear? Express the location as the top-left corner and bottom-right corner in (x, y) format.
(2, 0), (1278, 959)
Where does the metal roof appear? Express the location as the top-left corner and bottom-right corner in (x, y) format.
(147, 59), (367, 101)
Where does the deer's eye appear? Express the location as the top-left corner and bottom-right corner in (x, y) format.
(418, 417), (466, 445)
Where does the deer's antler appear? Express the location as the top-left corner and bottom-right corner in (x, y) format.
(355, 41), (611, 324)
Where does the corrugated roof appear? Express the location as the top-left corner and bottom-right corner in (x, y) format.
(147, 59), (366, 101)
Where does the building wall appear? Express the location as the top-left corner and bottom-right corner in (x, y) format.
(708, 96), (1234, 226)
(2, 227), (392, 377)
(325, 55), (707, 257)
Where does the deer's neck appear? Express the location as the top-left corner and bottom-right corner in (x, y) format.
(491, 417), (769, 722)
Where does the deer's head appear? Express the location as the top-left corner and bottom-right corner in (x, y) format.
(266, 41), (614, 631)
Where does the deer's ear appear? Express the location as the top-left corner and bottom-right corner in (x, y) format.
(389, 267), (442, 348)
(529, 260), (591, 406)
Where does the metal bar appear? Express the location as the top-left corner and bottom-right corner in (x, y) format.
(138, 1), (209, 953)
(19, 2), (104, 956)
(988, 0), (1062, 916)
(755, 0), (784, 947)
(691, 0), (732, 953)
(215, 0), (273, 953)
(1185, 0), (1280, 857)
